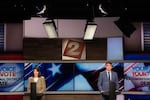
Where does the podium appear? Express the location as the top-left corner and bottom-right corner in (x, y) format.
(30, 82), (44, 100)
(31, 82), (36, 100)
(109, 81), (116, 100)
(101, 81), (120, 100)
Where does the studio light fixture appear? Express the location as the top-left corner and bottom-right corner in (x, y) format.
(43, 19), (58, 38)
(83, 21), (97, 40)
(99, 4), (108, 16)
(114, 17), (136, 38)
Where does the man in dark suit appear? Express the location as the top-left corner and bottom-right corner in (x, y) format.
(97, 61), (119, 100)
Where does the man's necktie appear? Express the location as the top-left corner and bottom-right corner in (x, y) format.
(108, 72), (111, 81)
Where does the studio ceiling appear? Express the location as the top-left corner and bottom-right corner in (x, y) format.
(0, 0), (150, 22)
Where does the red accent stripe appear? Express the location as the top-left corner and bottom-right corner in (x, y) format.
(124, 63), (137, 73)
(0, 54), (23, 60)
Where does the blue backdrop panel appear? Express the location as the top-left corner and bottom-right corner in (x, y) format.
(24, 62), (124, 91)
(24, 63), (74, 91)
(124, 63), (150, 91)
(125, 94), (150, 100)
(0, 63), (24, 92)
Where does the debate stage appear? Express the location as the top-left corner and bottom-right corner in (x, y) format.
(0, 91), (124, 100)
(1, 91), (150, 100)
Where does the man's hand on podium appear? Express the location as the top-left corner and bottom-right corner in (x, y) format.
(100, 91), (105, 93)
(115, 90), (121, 95)
(100, 91), (110, 95)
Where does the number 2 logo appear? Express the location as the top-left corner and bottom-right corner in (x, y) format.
(63, 39), (85, 59)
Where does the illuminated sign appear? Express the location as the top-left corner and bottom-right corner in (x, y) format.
(62, 39), (85, 60)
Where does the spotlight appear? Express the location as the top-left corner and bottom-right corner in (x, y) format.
(114, 18), (136, 38)
(43, 19), (58, 38)
(83, 21), (97, 40)
(99, 4), (108, 16)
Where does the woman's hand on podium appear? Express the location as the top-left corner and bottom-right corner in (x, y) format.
(100, 90), (104, 93)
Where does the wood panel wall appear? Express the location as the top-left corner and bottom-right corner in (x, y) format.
(23, 38), (107, 60)
(23, 38), (62, 60)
